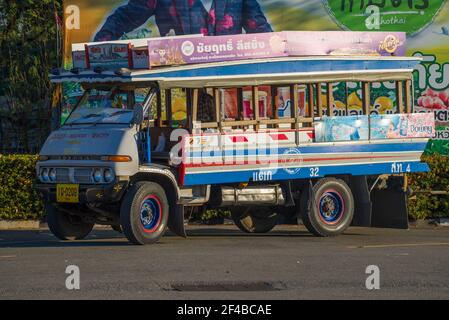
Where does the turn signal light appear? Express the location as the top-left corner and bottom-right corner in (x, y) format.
(101, 155), (132, 162)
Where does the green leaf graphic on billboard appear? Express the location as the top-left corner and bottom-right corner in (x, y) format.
(322, 0), (446, 35)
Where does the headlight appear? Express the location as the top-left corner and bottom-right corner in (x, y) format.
(103, 169), (114, 183)
(49, 169), (56, 182)
(93, 169), (103, 183)
(41, 168), (49, 182)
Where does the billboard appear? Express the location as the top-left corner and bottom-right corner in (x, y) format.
(62, 0), (449, 154)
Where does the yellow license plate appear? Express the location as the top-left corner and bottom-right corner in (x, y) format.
(56, 184), (79, 203)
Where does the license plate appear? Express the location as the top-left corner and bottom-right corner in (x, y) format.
(56, 184), (79, 203)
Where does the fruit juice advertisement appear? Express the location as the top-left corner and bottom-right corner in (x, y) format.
(331, 81), (399, 117)
(62, 0), (449, 154)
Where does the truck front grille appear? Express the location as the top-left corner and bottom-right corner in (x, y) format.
(38, 167), (113, 185)
(55, 168), (70, 183)
(73, 168), (93, 184)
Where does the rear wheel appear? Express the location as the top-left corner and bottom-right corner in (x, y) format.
(300, 178), (354, 237)
(120, 181), (169, 245)
(231, 207), (278, 234)
(46, 203), (94, 241)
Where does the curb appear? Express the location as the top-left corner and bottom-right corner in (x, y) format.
(0, 220), (41, 230)
(409, 218), (449, 228)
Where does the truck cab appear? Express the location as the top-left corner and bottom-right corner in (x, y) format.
(36, 82), (192, 244)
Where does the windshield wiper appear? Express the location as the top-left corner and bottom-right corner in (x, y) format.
(109, 110), (132, 117)
(67, 113), (103, 125)
(81, 113), (103, 120)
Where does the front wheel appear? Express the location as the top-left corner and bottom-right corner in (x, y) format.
(300, 178), (354, 237)
(120, 181), (169, 245)
(46, 204), (94, 241)
(231, 207), (278, 234)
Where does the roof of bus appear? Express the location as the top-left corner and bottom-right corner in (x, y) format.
(51, 55), (421, 89)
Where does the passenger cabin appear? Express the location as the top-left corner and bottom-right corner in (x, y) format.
(52, 54), (431, 187)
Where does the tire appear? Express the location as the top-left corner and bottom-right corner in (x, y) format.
(120, 181), (169, 245)
(300, 178), (354, 237)
(231, 207), (278, 234)
(46, 203), (94, 241)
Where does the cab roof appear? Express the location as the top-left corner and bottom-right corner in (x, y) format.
(51, 55), (421, 89)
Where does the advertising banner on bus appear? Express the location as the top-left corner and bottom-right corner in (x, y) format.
(147, 31), (405, 68)
(62, 0), (449, 154)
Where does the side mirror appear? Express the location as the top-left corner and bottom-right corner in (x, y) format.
(133, 105), (144, 125)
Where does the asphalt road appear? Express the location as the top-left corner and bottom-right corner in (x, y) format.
(1, 224), (449, 300)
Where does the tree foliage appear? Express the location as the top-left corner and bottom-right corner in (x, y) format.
(0, 0), (63, 153)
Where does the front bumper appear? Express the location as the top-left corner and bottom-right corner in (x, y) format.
(35, 180), (128, 204)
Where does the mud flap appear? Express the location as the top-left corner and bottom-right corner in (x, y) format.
(168, 204), (187, 238)
(350, 176), (372, 227)
(371, 176), (409, 229)
(350, 176), (408, 229)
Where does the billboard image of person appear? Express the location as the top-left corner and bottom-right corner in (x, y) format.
(94, 0), (273, 41)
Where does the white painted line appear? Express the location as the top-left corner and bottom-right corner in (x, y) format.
(348, 242), (449, 249)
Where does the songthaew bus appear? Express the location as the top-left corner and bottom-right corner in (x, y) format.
(36, 32), (435, 245)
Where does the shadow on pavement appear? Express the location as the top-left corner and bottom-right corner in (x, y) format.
(186, 228), (312, 238)
(0, 226), (314, 248)
(0, 230), (129, 248)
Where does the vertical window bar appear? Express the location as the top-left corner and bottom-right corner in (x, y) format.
(345, 82), (349, 116)
(290, 84), (300, 145)
(307, 83), (315, 123)
(165, 89), (172, 127)
(405, 80), (412, 114)
(214, 88), (222, 132)
(316, 83), (323, 117)
(192, 88), (199, 132)
(396, 81), (404, 114)
(362, 82), (371, 140)
(271, 86), (278, 129)
(252, 86), (260, 131)
(186, 88), (192, 129)
(326, 83), (333, 117)
(156, 90), (162, 127)
(237, 88), (244, 122)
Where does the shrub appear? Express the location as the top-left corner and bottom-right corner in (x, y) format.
(196, 209), (231, 224)
(0, 155), (44, 220)
(408, 154), (449, 220)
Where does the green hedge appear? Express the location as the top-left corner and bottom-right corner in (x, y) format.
(408, 154), (449, 220)
(0, 154), (447, 221)
(0, 155), (44, 220)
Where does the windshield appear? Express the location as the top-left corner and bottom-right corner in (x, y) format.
(64, 88), (134, 125)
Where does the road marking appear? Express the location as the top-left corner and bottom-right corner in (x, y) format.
(0, 255), (17, 259)
(348, 242), (449, 249)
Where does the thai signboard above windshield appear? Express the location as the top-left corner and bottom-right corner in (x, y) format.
(147, 31), (406, 68)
